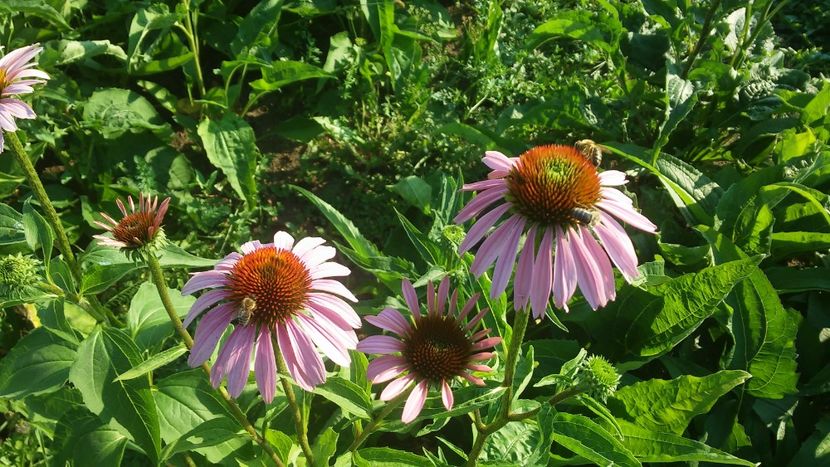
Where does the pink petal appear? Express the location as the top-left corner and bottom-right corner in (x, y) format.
(482, 151), (513, 171)
(598, 199), (657, 233)
(300, 245), (336, 268)
(188, 304), (235, 366)
(458, 293), (480, 321)
(307, 293), (361, 329)
(402, 380), (429, 423)
(454, 187), (509, 224)
(296, 314), (351, 366)
(277, 321), (325, 391)
(311, 279), (358, 302)
(601, 187), (634, 206)
(490, 216), (525, 298)
(367, 355), (409, 384)
(470, 352), (495, 361)
(255, 327), (277, 403)
(458, 203), (511, 254)
(599, 170), (628, 186)
(436, 277), (450, 315)
(310, 313), (358, 348)
(0, 99), (35, 118)
(470, 215), (522, 276)
(472, 337), (502, 351)
(465, 307), (490, 331)
(581, 226), (617, 306)
(182, 270), (229, 295)
(513, 226), (537, 311)
(462, 178), (507, 192)
(364, 307), (411, 336)
(441, 379), (454, 410)
(569, 228), (605, 310)
(183, 289), (230, 327)
(553, 226), (578, 311)
(356, 335), (405, 354)
(380, 373), (415, 401)
(309, 262), (350, 279)
(593, 212), (640, 282)
(467, 364), (493, 372)
(293, 237), (326, 259)
(240, 241), (263, 255)
(530, 227), (554, 319)
(273, 231), (294, 250)
(225, 325), (256, 397)
(401, 279), (421, 319)
(462, 372), (485, 386)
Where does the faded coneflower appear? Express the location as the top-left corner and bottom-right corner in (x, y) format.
(456, 145), (657, 317)
(0, 44), (49, 153)
(183, 232), (360, 401)
(94, 193), (171, 256)
(357, 278), (501, 423)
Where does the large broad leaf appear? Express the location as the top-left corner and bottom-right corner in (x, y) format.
(250, 60), (331, 91)
(526, 10), (618, 53)
(0, 0), (70, 30)
(69, 328), (161, 463)
(127, 3), (187, 74)
(544, 409), (641, 467)
(230, 0), (284, 55)
(608, 370), (750, 434)
(0, 202), (27, 252)
(82, 88), (170, 139)
(481, 416), (554, 466)
(197, 113), (259, 209)
(702, 228), (801, 399)
(583, 257), (758, 361)
(43, 40), (127, 67)
(0, 327), (77, 399)
(654, 65), (698, 155)
(127, 282), (195, 352)
(618, 420), (754, 466)
(313, 376), (373, 419)
(22, 199), (54, 270)
(356, 447), (430, 466)
(52, 407), (129, 467)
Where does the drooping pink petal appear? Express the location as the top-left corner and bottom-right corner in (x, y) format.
(598, 199), (657, 233)
(184, 289), (230, 327)
(225, 325), (256, 397)
(209, 325), (250, 390)
(436, 277), (450, 315)
(459, 203), (511, 254)
(441, 379), (454, 410)
(470, 215), (522, 276)
(490, 216), (525, 298)
(310, 279), (358, 302)
(599, 170), (628, 186)
(553, 226), (578, 311)
(569, 228), (605, 310)
(255, 327), (277, 403)
(530, 227), (554, 319)
(296, 314), (351, 367)
(0, 99), (35, 118)
(364, 307), (411, 336)
(381, 373), (415, 401)
(367, 355), (409, 384)
(454, 186), (509, 224)
(513, 226), (537, 311)
(309, 313), (358, 348)
(581, 226), (616, 306)
(307, 293), (361, 329)
(188, 304), (235, 366)
(356, 335), (405, 354)
(277, 321), (326, 390)
(182, 270), (229, 295)
(593, 212), (640, 282)
(462, 178), (507, 192)
(402, 380), (429, 423)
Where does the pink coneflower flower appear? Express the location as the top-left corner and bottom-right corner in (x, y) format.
(94, 193), (171, 252)
(0, 44), (49, 153)
(183, 232), (360, 401)
(456, 145), (657, 317)
(357, 278), (501, 424)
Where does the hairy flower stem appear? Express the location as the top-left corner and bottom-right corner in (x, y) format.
(144, 254), (285, 467)
(348, 390), (409, 452)
(7, 132), (81, 282)
(465, 307), (530, 467)
(179, 0), (206, 99)
(274, 350), (315, 466)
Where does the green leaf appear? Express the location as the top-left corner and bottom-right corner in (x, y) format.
(160, 418), (247, 463)
(69, 328), (161, 463)
(0, 327), (77, 399)
(231, 0), (284, 55)
(654, 66), (698, 155)
(0, 202), (27, 251)
(702, 228), (801, 399)
(127, 282), (195, 352)
(114, 344), (187, 382)
(390, 175), (432, 213)
(608, 370), (751, 434)
(544, 409), (641, 467)
(585, 257), (759, 360)
(526, 10), (616, 52)
(771, 231), (830, 256)
(313, 376), (373, 419)
(787, 418), (830, 467)
(197, 112), (259, 209)
(52, 408), (128, 467)
(292, 185), (416, 286)
(357, 447), (430, 466)
(481, 420), (551, 466)
(22, 199), (54, 269)
(377, 0), (396, 86)
(250, 61), (332, 91)
(0, 0), (70, 30)
(313, 427), (339, 466)
(394, 209), (443, 265)
(765, 266), (830, 293)
(127, 3), (183, 74)
(618, 420), (755, 466)
(43, 40), (127, 67)
(83, 88), (170, 139)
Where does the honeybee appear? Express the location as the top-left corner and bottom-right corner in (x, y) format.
(575, 139), (607, 167)
(570, 207), (600, 226)
(233, 296), (257, 326)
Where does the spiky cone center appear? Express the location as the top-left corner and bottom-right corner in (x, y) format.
(0, 68), (6, 90)
(112, 211), (159, 247)
(227, 247), (311, 327)
(0, 254), (39, 290)
(506, 145), (602, 226)
(578, 355), (620, 400)
(402, 314), (473, 382)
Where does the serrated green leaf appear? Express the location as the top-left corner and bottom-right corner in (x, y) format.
(250, 60), (331, 91)
(83, 88), (170, 139)
(357, 447), (430, 465)
(617, 420), (755, 465)
(390, 175), (432, 213)
(69, 328), (161, 463)
(197, 113), (259, 209)
(313, 376), (373, 419)
(231, 0), (284, 55)
(114, 344), (187, 382)
(608, 370), (751, 434)
(544, 409), (641, 467)
(127, 282), (194, 352)
(0, 327), (77, 399)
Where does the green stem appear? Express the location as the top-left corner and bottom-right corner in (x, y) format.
(180, 0), (205, 98)
(507, 386), (585, 422)
(681, 0), (722, 79)
(465, 307), (530, 467)
(275, 348), (315, 466)
(144, 254), (284, 467)
(7, 132), (81, 283)
(348, 390), (409, 452)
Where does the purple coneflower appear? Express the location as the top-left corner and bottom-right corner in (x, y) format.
(0, 44), (49, 153)
(456, 145), (657, 317)
(94, 194), (171, 251)
(183, 232), (360, 401)
(357, 278), (501, 424)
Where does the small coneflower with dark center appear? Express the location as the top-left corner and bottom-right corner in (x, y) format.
(0, 44), (49, 153)
(183, 231), (360, 401)
(357, 278), (501, 424)
(94, 193), (170, 257)
(455, 145), (657, 317)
